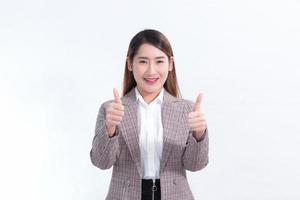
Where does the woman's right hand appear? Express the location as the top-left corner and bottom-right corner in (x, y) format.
(105, 88), (125, 137)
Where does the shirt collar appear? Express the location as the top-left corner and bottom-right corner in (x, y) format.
(135, 86), (164, 106)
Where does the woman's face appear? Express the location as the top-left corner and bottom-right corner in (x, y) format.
(128, 43), (173, 98)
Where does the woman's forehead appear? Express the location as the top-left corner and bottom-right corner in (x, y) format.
(135, 43), (167, 58)
(136, 56), (167, 60)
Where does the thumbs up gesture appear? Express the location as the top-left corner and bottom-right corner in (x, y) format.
(188, 93), (207, 141)
(105, 88), (125, 137)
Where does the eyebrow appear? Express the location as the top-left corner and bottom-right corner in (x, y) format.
(136, 56), (167, 60)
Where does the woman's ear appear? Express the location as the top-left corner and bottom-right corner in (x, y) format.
(127, 57), (133, 71)
(169, 56), (174, 71)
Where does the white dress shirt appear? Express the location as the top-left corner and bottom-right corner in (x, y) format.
(135, 86), (164, 179)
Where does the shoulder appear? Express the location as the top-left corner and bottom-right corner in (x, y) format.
(174, 97), (195, 112)
(98, 99), (114, 113)
(163, 89), (194, 110)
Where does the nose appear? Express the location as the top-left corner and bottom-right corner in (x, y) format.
(147, 62), (156, 74)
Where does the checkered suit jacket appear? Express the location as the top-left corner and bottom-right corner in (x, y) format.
(90, 87), (209, 200)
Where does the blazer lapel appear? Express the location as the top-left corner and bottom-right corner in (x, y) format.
(119, 88), (142, 177)
(160, 90), (182, 173)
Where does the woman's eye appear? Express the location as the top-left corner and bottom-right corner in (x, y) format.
(157, 60), (164, 63)
(139, 60), (147, 63)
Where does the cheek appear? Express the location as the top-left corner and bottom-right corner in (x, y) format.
(160, 68), (170, 78)
(132, 68), (144, 80)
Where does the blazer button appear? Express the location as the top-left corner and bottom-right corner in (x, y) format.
(126, 180), (131, 187)
(173, 179), (177, 185)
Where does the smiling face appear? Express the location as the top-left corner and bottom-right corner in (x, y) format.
(127, 43), (173, 102)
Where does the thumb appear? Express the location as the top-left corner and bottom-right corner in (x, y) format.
(193, 93), (203, 111)
(113, 88), (122, 104)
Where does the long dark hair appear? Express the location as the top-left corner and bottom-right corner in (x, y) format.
(122, 29), (181, 98)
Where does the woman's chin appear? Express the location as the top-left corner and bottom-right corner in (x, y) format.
(145, 86), (163, 94)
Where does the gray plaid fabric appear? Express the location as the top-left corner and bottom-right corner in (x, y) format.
(90, 88), (209, 200)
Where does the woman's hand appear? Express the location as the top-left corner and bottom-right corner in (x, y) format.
(105, 88), (124, 137)
(188, 93), (207, 141)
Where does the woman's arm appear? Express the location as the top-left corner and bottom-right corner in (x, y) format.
(90, 101), (120, 170)
(182, 128), (209, 171)
(182, 100), (209, 171)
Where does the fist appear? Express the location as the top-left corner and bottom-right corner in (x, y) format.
(105, 88), (125, 137)
(188, 93), (207, 141)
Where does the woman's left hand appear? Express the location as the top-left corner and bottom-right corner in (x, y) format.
(188, 93), (207, 141)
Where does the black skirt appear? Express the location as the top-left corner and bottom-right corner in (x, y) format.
(141, 179), (161, 200)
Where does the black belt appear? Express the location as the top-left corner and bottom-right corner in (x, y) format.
(141, 179), (161, 200)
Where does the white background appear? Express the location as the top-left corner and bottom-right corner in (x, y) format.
(1, 0), (300, 199)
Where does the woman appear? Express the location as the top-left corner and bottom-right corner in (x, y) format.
(90, 29), (209, 200)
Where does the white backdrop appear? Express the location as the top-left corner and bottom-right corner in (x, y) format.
(1, 0), (300, 199)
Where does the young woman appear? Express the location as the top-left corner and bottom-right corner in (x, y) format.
(90, 29), (209, 200)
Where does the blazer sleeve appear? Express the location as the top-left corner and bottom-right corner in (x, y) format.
(90, 100), (120, 170)
(182, 100), (209, 171)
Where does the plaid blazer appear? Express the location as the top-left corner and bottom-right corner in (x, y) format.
(90, 88), (209, 200)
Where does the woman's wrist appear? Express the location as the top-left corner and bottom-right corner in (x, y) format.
(192, 129), (206, 142)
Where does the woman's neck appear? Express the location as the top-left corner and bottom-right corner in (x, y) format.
(138, 87), (162, 104)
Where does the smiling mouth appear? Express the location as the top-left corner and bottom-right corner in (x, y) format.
(144, 78), (159, 84)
